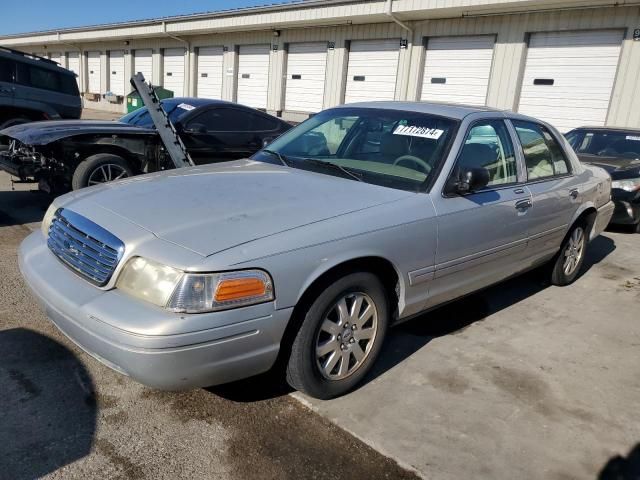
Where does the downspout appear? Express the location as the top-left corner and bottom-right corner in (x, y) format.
(58, 32), (85, 93)
(385, 0), (413, 100)
(384, 0), (412, 33)
(162, 21), (191, 95)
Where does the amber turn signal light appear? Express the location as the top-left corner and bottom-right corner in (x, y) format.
(215, 277), (267, 302)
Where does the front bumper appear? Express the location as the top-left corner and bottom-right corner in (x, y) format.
(18, 231), (292, 390)
(609, 190), (640, 226)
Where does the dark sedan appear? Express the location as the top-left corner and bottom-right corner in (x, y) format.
(566, 127), (640, 233)
(0, 97), (291, 192)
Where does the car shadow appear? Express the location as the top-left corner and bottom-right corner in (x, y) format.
(0, 189), (52, 227)
(598, 443), (640, 480)
(0, 328), (97, 479)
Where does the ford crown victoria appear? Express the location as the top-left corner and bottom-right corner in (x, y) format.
(19, 102), (614, 399)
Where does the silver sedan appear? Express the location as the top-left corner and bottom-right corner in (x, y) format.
(19, 102), (614, 399)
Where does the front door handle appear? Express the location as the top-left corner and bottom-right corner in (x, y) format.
(569, 188), (579, 199)
(515, 199), (532, 210)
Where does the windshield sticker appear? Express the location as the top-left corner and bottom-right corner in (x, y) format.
(177, 103), (196, 111)
(626, 135), (640, 141)
(393, 125), (444, 140)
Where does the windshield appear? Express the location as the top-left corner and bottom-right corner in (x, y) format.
(569, 130), (640, 159)
(253, 108), (458, 191)
(118, 100), (196, 128)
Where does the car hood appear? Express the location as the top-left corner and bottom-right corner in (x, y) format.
(578, 153), (640, 179)
(72, 159), (412, 257)
(0, 120), (155, 145)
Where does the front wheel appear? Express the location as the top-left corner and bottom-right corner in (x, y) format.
(550, 222), (587, 286)
(286, 272), (389, 399)
(72, 153), (133, 190)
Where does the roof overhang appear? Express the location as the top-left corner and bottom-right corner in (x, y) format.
(0, 0), (631, 47)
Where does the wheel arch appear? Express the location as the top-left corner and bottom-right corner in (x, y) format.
(78, 145), (141, 172)
(273, 254), (401, 376)
(568, 203), (598, 241)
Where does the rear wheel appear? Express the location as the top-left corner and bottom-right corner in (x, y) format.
(286, 272), (389, 399)
(72, 154), (133, 190)
(550, 222), (587, 286)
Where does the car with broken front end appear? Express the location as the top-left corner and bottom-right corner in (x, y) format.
(19, 102), (614, 399)
(0, 97), (290, 192)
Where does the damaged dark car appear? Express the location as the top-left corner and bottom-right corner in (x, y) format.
(0, 97), (291, 192)
(566, 127), (640, 233)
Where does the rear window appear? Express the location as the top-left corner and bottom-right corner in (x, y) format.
(571, 130), (640, 158)
(0, 57), (13, 82)
(15, 63), (79, 96)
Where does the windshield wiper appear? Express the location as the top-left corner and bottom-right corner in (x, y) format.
(298, 158), (363, 182)
(262, 149), (290, 167)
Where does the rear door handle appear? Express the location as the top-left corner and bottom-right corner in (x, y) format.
(515, 199), (532, 210)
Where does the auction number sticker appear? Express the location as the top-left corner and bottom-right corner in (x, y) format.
(626, 135), (640, 141)
(177, 103), (196, 111)
(393, 125), (444, 140)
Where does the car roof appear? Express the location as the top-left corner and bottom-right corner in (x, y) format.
(159, 97), (235, 108)
(332, 101), (505, 120)
(568, 126), (640, 134)
(0, 47), (74, 76)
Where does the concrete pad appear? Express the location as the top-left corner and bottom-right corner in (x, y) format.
(297, 231), (640, 479)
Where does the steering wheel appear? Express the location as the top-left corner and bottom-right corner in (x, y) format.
(393, 155), (432, 174)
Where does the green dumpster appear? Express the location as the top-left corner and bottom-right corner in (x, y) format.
(126, 87), (174, 113)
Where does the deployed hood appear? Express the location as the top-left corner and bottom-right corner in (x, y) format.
(0, 120), (155, 145)
(577, 153), (640, 180)
(73, 159), (412, 257)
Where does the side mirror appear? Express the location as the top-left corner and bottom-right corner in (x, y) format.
(262, 137), (275, 148)
(448, 167), (490, 195)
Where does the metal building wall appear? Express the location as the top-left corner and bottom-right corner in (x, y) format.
(4, 3), (639, 128)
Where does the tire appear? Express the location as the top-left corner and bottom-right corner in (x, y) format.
(72, 154), (133, 190)
(0, 117), (30, 130)
(286, 272), (389, 399)
(550, 222), (588, 286)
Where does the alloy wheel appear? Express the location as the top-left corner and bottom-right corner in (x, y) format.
(563, 226), (585, 276)
(87, 164), (129, 185)
(315, 292), (378, 380)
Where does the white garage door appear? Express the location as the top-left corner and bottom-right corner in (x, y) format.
(518, 29), (623, 132)
(49, 52), (62, 65)
(109, 50), (126, 96)
(163, 48), (185, 96)
(134, 49), (153, 82)
(344, 39), (399, 104)
(237, 44), (270, 109)
(421, 35), (495, 106)
(67, 52), (80, 85)
(284, 42), (327, 113)
(87, 51), (101, 93)
(197, 46), (224, 99)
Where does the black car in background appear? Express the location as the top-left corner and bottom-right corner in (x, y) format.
(0, 48), (81, 129)
(566, 127), (640, 232)
(0, 98), (291, 192)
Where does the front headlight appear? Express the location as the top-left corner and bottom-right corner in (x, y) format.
(612, 178), (640, 192)
(41, 203), (58, 236)
(116, 256), (274, 313)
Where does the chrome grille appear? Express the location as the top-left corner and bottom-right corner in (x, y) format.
(47, 208), (124, 286)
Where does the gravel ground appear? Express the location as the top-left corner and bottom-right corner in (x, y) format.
(0, 172), (418, 480)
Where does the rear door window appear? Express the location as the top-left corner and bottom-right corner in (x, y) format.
(186, 108), (255, 132)
(14, 63), (78, 95)
(512, 120), (571, 180)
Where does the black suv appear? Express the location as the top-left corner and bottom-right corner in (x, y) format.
(0, 48), (81, 129)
